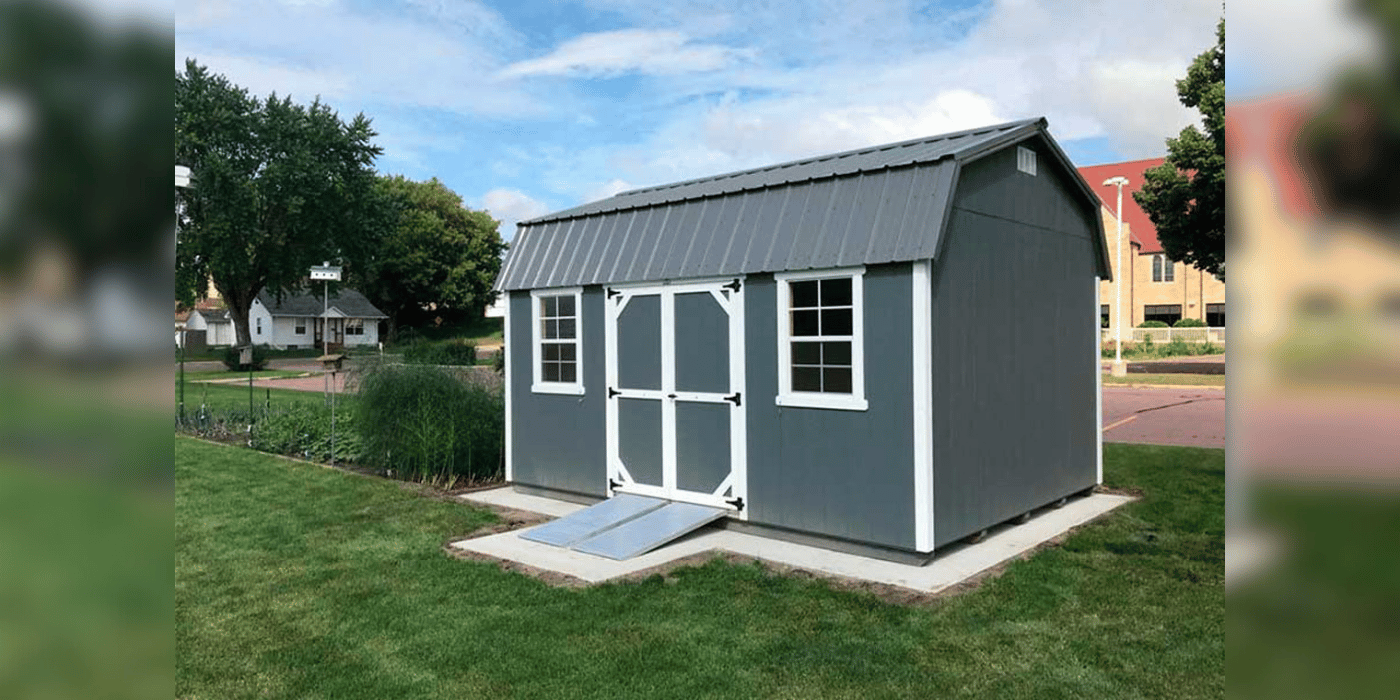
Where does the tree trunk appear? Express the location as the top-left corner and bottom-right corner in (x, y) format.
(224, 288), (255, 349)
(387, 314), (399, 344)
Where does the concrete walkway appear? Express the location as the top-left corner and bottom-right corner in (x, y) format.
(452, 487), (1133, 594)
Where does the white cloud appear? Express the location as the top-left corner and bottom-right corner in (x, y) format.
(1228, 0), (1381, 95)
(500, 29), (749, 79)
(480, 188), (552, 240)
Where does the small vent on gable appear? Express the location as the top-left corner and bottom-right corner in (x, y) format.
(1017, 146), (1037, 176)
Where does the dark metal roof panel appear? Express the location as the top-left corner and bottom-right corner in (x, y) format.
(495, 117), (1108, 290)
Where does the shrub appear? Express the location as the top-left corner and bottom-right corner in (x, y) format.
(221, 344), (269, 371)
(1161, 338), (1192, 356)
(403, 339), (478, 366)
(249, 403), (361, 463)
(492, 343), (505, 374)
(1173, 317), (1206, 327)
(354, 363), (503, 482)
(1138, 320), (1169, 328)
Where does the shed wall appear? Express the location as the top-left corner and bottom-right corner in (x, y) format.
(746, 264), (917, 551)
(930, 147), (1099, 548)
(508, 288), (608, 497)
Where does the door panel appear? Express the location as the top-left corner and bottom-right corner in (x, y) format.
(673, 291), (730, 394)
(617, 294), (663, 391)
(674, 401), (731, 494)
(617, 397), (663, 488)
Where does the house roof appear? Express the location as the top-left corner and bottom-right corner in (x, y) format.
(1224, 93), (1320, 220)
(1076, 158), (1168, 254)
(498, 117), (1109, 290)
(256, 287), (387, 319)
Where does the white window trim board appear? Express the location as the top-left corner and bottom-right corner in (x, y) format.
(530, 287), (585, 395)
(774, 266), (868, 411)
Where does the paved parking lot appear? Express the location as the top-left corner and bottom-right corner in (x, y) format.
(1102, 386), (1225, 448)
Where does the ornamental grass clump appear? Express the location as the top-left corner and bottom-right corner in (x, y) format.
(353, 363), (503, 483)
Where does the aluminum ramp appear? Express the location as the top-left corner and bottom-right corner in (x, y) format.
(570, 501), (728, 561)
(518, 493), (666, 547)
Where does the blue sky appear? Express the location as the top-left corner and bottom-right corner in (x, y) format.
(178, 0), (1226, 239)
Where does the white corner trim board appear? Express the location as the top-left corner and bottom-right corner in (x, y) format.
(912, 260), (934, 552)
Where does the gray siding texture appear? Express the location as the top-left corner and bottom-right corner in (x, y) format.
(746, 265), (917, 551)
(495, 118), (1109, 292)
(508, 289), (608, 497)
(930, 145), (1100, 548)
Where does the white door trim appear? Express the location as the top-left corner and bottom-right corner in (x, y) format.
(912, 260), (934, 552)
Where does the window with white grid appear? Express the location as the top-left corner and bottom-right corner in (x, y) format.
(531, 288), (584, 394)
(775, 268), (866, 411)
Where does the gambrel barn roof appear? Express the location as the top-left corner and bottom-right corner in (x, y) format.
(497, 117), (1110, 291)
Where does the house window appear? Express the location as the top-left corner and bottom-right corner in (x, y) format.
(1017, 146), (1037, 176)
(295, 319), (306, 334)
(256, 317), (262, 335)
(531, 288), (584, 395)
(1152, 254), (1174, 282)
(1101, 305), (1110, 329)
(1143, 304), (1183, 325)
(345, 319), (364, 336)
(1206, 303), (1226, 327)
(775, 268), (867, 411)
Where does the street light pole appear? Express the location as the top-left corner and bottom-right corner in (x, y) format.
(1103, 176), (1129, 377)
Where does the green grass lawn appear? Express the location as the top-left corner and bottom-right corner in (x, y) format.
(177, 438), (1222, 699)
(178, 378), (338, 412)
(1102, 373), (1226, 387)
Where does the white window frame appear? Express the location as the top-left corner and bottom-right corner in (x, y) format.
(294, 318), (306, 335)
(531, 287), (585, 395)
(774, 267), (867, 411)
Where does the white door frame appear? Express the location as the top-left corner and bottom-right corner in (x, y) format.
(604, 277), (747, 516)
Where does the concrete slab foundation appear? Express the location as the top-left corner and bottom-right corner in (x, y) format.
(453, 488), (1134, 595)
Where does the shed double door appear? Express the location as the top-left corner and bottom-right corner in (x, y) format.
(605, 279), (747, 514)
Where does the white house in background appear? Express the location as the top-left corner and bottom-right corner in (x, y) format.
(185, 307), (237, 346)
(483, 295), (506, 318)
(250, 287), (387, 350)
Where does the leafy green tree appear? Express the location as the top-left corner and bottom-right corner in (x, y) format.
(175, 59), (384, 346)
(1298, 0), (1400, 234)
(1134, 17), (1225, 279)
(350, 175), (504, 341)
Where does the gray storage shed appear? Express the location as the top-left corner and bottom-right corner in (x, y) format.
(496, 117), (1111, 562)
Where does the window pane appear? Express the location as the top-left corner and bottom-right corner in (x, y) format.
(1165, 261), (1174, 282)
(792, 341), (821, 365)
(542, 362), (560, 382)
(823, 367), (852, 394)
(558, 294), (575, 317)
(792, 309), (820, 336)
(543, 296), (558, 317)
(560, 362), (577, 383)
(792, 366), (821, 392)
(1152, 256), (1162, 281)
(543, 319), (558, 339)
(560, 343), (576, 361)
(820, 277), (852, 306)
(791, 280), (819, 308)
(822, 341), (851, 366)
(543, 344), (560, 361)
(558, 318), (576, 339)
(821, 308), (853, 336)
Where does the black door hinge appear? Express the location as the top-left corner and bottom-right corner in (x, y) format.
(606, 287), (620, 299)
(609, 478), (623, 491)
(724, 392), (741, 407)
(723, 279), (742, 293)
(608, 387), (621, 399)
(726, 496), (745, 511)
